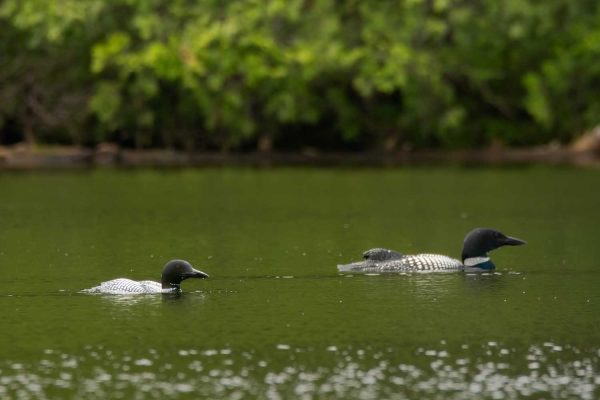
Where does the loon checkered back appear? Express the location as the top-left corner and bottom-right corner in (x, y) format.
(85, 279), (165, 294)
(338, 253), (463, 273)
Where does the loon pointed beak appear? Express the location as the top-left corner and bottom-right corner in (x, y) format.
(187, 268), (209, 279)
(503, 235), (526, 246)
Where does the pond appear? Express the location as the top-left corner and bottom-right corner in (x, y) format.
(0, 167), (599, 399)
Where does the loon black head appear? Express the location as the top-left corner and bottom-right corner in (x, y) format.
(161, 259), (209, 290)
(461, 228), (526, 269)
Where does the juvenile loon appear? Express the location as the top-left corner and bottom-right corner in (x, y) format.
(337, 228), (526, 273)
(84, 259), (209, 294)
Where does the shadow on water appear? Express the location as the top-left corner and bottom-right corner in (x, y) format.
(73, 290), (209, 311)
(462, 272), (509, 293)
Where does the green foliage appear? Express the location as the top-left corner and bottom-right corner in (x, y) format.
(0, 0), (598, 150)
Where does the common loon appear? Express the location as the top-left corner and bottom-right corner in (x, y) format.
(337, 228), (526, 273)
(84, 259), (209, 294)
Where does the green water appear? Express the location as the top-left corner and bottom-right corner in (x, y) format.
(0, 168), (599, 399)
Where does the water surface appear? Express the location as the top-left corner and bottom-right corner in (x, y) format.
(0, 168), (598, 399)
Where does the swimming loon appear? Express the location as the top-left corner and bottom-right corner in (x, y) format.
(84, 259), (209, 294)
(337, 228), (526, 273)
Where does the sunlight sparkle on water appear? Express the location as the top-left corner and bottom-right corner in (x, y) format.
(1, 343), (598, 399)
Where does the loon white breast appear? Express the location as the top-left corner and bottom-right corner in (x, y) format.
(84, 259), (209, 294)
(338, 228), (526, 273)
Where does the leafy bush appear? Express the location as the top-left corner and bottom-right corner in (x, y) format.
(0, 0), (598, 150)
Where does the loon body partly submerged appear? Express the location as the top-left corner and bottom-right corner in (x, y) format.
(338, 228), (526, 273)
(84, 259), (209, 294)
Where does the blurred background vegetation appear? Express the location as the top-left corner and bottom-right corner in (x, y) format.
(0, 0), (598, 152)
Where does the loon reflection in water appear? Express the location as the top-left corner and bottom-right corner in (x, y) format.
(84, 259), (209, 294)
(338, 228), (526, 273)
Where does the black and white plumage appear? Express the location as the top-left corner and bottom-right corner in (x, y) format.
(338, 228), (526, 273)
(86, 279), (167, 294)
(338, 252), (463, 273)
(84, 259), (209, 294)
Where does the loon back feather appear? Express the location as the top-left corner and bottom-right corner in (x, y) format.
(338, 253), (462, 273)
(84, 278), (169, 294)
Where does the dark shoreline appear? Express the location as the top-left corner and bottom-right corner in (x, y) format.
(1, 143), (599, 169)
